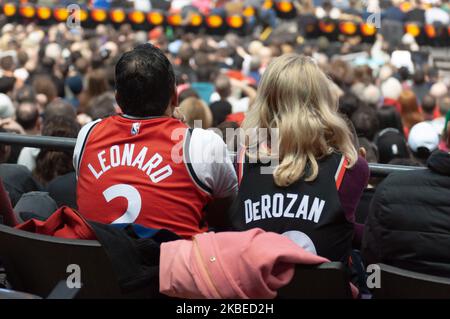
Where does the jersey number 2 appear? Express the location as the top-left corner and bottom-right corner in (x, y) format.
(103, 184), (142, 224)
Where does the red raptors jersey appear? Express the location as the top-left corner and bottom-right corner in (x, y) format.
(76, 115), (211, 238)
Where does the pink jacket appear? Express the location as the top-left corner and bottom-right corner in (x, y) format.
(160, 228), (345, 299)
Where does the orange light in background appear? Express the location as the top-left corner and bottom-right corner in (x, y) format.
(79, 9), (88, 22)
(276, 1), (293, 13)
(263, 0), (273, 9)
(167, 14), (182, 26)
(339, 21), (357, 35)
(129, 11), (145, 24)
(424, 24), (436, 38)
(19, 5), (35, 18)
(227, 15), (244, 29)
(400, 1), (412, 12)
(405, 23), (420, 37)
(360, 23), (376, 36)
(53, 7), (69, 21)
(91, 8), (107, 22)
(147, 11), (163, 25)
(319, 21), (336, 33)
(189, 13), (203, 27)
(243, 6), (255, 17)
(206, 15), (223, 28)
(3, 3), (17, 17)
(37, 7), (51, 20)
(110, 9), (126, 23)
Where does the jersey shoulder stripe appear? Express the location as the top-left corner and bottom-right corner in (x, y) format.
(183, 128), (213, 195)
(73, 119), (102, 177)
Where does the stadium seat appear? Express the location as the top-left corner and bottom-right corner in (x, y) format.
(0, 288), (42, 299)
(372, 263), (450, 299)
(277, 262), (352, 299)
(0, 224), (149, 299)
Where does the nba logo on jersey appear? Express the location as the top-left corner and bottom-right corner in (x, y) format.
(131, 122), (141, 136)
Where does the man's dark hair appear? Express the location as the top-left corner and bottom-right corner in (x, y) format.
(0, 76), (16, 94)
(86, 92), (117, 120)
(421, 94), (436, 115)
(34, 115), (81, 185)
(196, 66), (213, 82)
(338, 92), (360, 119)
(351, 105), (380, 141)
(377, 106), (404, 133)
(115, 43), (175, 117)
(398, 67), (410, 82)
(15, 85), (36, 103)
(358, 137), (378, 163)
(44, 98), (76, 121)
(16, 102), (39, 130)
(413, 69), (425, 85)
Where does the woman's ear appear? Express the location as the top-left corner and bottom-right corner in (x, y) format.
(359, 147), (367, 159)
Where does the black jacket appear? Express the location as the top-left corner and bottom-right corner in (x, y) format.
(89, 223), (180, 298)
(362, 151), (450, 277)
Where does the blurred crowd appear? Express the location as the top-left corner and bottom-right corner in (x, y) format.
(0, 0), (448, 297)
(0, 0), (448, 204)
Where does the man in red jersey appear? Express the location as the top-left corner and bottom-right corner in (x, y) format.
(74, 44), (237, 238)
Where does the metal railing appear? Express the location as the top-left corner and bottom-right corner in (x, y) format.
(0, 133), (76, 151)
(0, 133), (426, 177)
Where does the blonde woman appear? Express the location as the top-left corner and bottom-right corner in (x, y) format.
(178, 97), (213, 129)
(229, 54), (369, 262)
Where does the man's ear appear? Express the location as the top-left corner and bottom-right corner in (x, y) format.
(359, 147), (367, 159)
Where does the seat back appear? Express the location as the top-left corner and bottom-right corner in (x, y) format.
(0, 224), (123, 298)
(0, 288), (42, 299)
(372, 263), (450, 299)
(277, 262), (352, 299)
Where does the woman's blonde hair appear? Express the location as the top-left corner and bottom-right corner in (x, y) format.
(178, 97), (213, 129)
(242, 54), (357, 187)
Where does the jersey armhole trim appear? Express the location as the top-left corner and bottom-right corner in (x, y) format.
(237, 146), (246, 186)
(335, 155), (348, 191)
(183, 128), (213, 196)
(76, 120), (100, 177)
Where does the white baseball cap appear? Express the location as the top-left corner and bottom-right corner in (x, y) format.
(408, 122), (440, 153)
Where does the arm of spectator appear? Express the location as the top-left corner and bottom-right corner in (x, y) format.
(0, 118), (25, 135)
(236, 46), (250, 60)
(370, 33), (384, 60)
(230, 78), (257, 103)
(338, 156), (370, 249)
(190, 129), (238, 229)
(236, 46), (252, 75)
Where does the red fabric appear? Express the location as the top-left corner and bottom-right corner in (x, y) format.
(420, 106), (441, 120)
(15, 206), (96, 240)
(383, 98), (402, 113)
(77, 115), (211, 238)
(225, 112), (245, 126)
(0, 179), (18, 226)
(226, 70), (256, 86)
(433, 107), (441, 119)
(403, 125), (410, 139)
